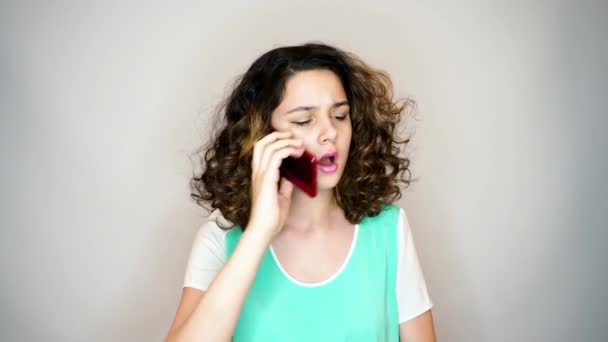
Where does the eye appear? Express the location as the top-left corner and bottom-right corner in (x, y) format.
(292, 120), (311, 126)
(334, 113), (349, 121)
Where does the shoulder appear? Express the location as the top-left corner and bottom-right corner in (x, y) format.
(189, 209), (233, 259)
(361, 202), (402, 227)
(183, 210), (233, 290)
(382, 203), (410, 231)
(197, 210), (231, 240)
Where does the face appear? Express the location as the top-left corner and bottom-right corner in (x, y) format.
(270, 69), (352, 191)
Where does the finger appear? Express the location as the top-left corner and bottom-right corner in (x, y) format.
(252, 131), (292, 171)
(279, 177), (294, 200)
(262, 146), (304, 184)
(259, 138), (303, 171)
(266, 145), (305, 173)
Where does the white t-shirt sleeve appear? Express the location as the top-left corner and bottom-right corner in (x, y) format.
(182, 214), (228, 291)
(396, 207), (434, 323)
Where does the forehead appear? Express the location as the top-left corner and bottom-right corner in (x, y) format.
(276, 69), (347, 111)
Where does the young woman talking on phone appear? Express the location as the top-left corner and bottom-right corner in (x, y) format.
(165, 43), (436, 342)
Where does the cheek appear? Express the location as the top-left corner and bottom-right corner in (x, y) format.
(341, 127), (352, 143)
(285, 131), (315, 152)
(294, 133), (315, 149)
(269, 120), (284, 131)
(271, 123), (311, 146)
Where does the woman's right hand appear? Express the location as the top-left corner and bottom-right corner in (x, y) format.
(248, 130), (304, 240)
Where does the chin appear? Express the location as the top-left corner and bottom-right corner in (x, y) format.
(317, 173), (343, 190)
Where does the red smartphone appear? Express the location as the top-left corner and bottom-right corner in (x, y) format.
(279, 148), (318, 197)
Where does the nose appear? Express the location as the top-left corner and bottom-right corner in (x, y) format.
(317, 116), (337, 144)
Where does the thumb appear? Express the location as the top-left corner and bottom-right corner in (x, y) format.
(278, 177), (294, 200)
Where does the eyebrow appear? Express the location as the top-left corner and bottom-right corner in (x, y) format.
(284, 101), (349, 115)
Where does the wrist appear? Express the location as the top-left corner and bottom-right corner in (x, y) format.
(243, 222), (274, 246)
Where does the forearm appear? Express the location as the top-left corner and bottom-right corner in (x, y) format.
(167, 225), (272, 342)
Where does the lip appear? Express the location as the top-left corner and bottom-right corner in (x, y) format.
(318, 151), (338, 173)
(319, 151), (338, 161)
(318, 162), (338, 173)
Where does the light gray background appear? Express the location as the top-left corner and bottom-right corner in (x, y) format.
(1, 1), (606, 341)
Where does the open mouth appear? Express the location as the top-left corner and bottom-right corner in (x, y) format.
(318, 156), (335, 165)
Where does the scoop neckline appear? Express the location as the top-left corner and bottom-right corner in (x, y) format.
(268, 223), (359, 287)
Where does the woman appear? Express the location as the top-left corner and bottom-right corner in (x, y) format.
(165, 43), (436, 341)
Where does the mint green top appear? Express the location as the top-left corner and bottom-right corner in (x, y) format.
(225, 204), (401, 341)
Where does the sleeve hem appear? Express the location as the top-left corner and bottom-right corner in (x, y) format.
(398, 301), (434, 324)
(182, 283), (208, 291)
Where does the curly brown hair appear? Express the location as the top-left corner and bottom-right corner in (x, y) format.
(190, 42), (415, 229)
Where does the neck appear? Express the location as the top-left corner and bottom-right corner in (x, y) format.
(283, 187), (342, 233)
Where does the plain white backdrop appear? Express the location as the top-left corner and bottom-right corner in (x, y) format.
(1, 1), (606, 341)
